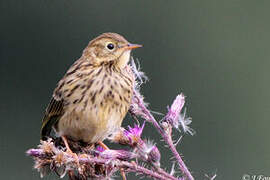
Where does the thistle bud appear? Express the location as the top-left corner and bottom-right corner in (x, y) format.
(148, 145), (161, 167)
(165, 94), (185, 128)
(99, 149), (136, 161)
(165, 94), (195, 135)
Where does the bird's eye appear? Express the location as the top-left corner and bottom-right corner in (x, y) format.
(106, 43), (115, 50)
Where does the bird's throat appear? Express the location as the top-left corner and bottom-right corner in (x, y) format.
(116, 50), (131, 69)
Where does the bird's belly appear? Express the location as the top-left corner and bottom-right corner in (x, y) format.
(57, 103), (123, 143)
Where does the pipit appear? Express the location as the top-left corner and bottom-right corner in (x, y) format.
(41, 32), (142, 153)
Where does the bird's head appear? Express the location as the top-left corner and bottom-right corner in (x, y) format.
(82, 32), (142, 68)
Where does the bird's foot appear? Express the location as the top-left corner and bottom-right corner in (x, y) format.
(66, 149), (80, 166)
(97, 141), (127, 180)
(61, 136), (81, 170)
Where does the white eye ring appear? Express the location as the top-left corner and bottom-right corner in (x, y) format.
(106, 42), (115, 51)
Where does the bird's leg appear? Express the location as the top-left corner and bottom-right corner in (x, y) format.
(61, 136), (80, 167)
(62, 136), (73, 153)
(97, 141), (127, 180)
(97, 141), (109, 150)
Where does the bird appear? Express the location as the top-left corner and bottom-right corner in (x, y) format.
(41, 32), (142, 153)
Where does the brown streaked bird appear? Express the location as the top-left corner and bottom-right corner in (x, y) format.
(41, 32), (142, 152)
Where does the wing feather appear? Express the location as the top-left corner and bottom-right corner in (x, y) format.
(41, 97), (64, 140)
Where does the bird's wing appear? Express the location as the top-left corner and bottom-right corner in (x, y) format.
(40, 58), (90, 140)
(41, 96), (64, 140)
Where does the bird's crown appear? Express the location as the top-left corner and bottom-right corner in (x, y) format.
(82, 32), (142, 68)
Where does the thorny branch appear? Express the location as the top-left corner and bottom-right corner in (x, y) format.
(131, 90), (194, 180)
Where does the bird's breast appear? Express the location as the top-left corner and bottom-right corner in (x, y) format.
(57, 65), (134, 143)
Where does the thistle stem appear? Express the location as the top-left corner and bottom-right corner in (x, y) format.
(133, 90), (194, 180)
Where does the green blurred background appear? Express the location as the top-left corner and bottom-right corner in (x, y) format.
(1, 0), (270, 179)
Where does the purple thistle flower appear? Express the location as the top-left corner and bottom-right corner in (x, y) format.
(96, 146), (105, 153)
(123, 122), (145, 146)
(125, 122), (144, 138)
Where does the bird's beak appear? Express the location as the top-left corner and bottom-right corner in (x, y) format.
(125, 43), (143, 50)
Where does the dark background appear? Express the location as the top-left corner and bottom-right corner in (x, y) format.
(1, 0), (270, 179)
